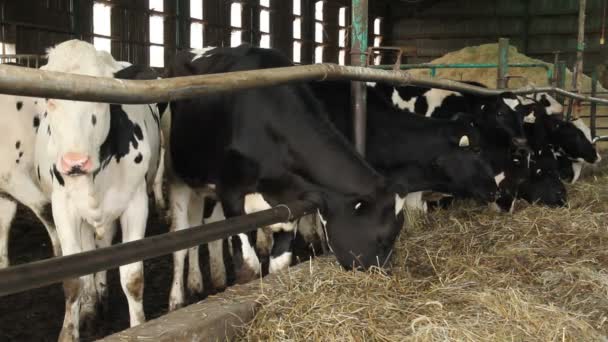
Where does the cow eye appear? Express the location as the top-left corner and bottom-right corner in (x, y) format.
(354, 202), (363, 211)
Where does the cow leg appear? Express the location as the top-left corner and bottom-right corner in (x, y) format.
(153, 148), (166, 210)
(186, 192), (204, 296)
(256, 227), (272, 276)
(221, 195), (261, 284)
(0, 197), (17, 268)
(168, 182), (191, 311)
(94, 221), (116, 319)
(119, 182), (147, 327)
(205, 201), (227, 290)
(79, 222), (100, 335)
(314, 213), (329, 254)
(269, 230), (295, 274)
(3, 172), (61, 259)
(52, 191), (83, 342)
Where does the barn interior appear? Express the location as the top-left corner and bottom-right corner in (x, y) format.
(0, 0), (608, 341)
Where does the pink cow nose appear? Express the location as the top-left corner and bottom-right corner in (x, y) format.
(61, 152), (92, 174)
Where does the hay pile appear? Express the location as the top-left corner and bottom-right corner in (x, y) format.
(239, 166), (608, 341)
(408, 43), (607, 93)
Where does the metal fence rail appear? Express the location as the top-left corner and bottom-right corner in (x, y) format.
(373, 62), (553, 80)
(2, 62), (608, 105)
(0, 54), (46, 68)
(0, 200), (316, 297)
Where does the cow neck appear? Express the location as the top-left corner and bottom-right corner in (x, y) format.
(478, 132), (512, 174)
(384, 163), (444, 193)
(269, 86), (383, 197)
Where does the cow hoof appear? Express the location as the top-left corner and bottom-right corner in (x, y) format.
(169, 298), (184, 312)
(0, 257), (8, 269)
(211, 274), (226, 292)
(187, 273), (203, 295)
(58, 325), (78, 342)
(235, 264), (258, 284)
(81, 312), (99, 338)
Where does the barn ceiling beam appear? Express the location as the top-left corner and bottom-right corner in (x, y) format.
(0, 62), (605, 105)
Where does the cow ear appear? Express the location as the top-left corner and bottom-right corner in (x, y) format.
(458, 135), (470, 147)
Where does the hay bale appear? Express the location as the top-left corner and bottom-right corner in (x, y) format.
(409, 43), (606, 93)
(239, 167), (608, 341)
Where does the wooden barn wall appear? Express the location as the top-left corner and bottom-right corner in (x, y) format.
(0, 0), (389, 67)
(0, 0), (82, 56)
(387, 0), (608, 73)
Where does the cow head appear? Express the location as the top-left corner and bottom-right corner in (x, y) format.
(544, 116), (600, 164)
(476, 93), (527, 148)
(518, 146), (566, 207)
(534, 92), (564, 115)
(45, 99), (111, 175)
(430, 150), (498, 203)
(307, 183), (406, 270)
(40, 40), (124, 176)
(518, 92), (564, 116)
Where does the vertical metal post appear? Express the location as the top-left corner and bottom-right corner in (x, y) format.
(591, 66), (598, 139)
(552, 51), (561, 87)
(351, 0), (368, 156)
(497, 38), (509, 89)
(570, 0), (587, 120)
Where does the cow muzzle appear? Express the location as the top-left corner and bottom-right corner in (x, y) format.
(61, 152), (93, 175)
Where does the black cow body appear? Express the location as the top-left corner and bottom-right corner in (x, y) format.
(370, 80), (531, 212)
(310, 80), (498, 205)
(165, 44), (406, 273)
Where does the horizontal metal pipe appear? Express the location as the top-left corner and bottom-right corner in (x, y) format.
(0, 200), (317, 297)
(374, 62), (551, 70)
(373, 62), (553, 83)
(0, 63), (607, 105)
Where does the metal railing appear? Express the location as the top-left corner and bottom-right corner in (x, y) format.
(0, 54), (46, 68)
(373, 62), (553, 81)
(0, 201), (316, 296)
(0, 62), (604, 104)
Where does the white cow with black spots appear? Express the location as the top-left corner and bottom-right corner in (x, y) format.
(0, 94), (60, 268)
(33, 39), (161, 342)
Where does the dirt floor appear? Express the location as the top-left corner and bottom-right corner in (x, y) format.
(0, 202), (315, 342)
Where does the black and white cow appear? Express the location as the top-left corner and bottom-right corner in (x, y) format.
(518, 145), (567, 207)
(31, 40), (161, 341)
(310, 79), (498, 208)
(369, 81), (531, 212)
(548, 117), (600, 183)
(519, 97), (601, 184)
(163, 44), (407, 309)
(0, 94), (61, 268)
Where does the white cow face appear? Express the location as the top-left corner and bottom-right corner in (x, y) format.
(46, 98), (111, 175)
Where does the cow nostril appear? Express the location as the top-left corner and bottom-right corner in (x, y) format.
(61, 153), (92, 173)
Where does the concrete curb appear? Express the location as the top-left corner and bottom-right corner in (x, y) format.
(99, 256), (331, 341)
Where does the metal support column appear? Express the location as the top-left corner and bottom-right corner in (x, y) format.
(570, 0), (587, 120)
(497, 38), (509, 89)
(351, 0), (368, 156)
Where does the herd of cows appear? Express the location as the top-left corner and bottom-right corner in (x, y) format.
(0, 39), (601, 341)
